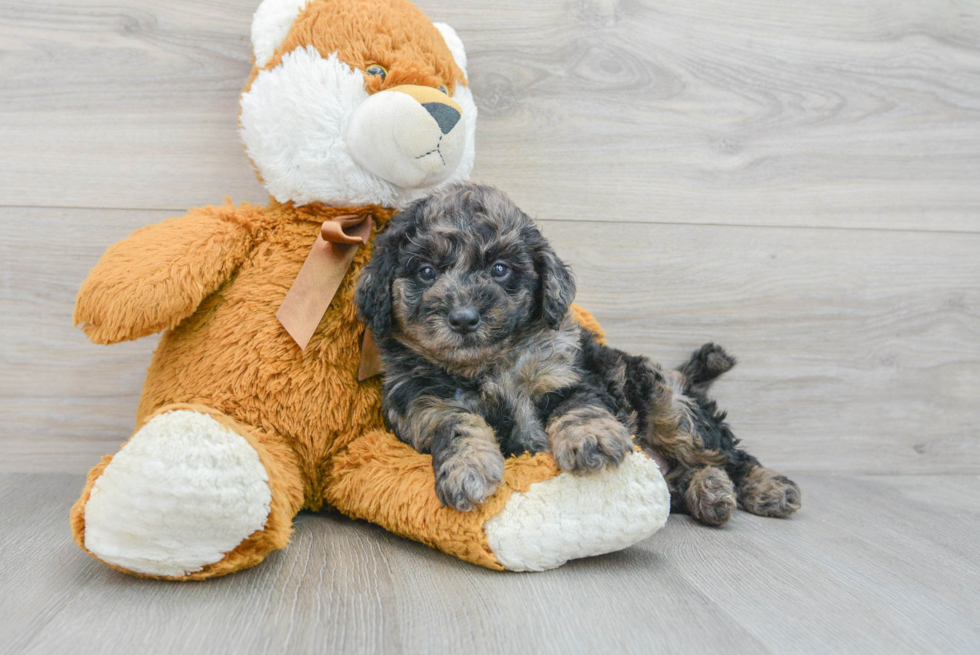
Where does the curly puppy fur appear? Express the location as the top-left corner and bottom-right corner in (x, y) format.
(356, 183), (800, 521)
(684, 467), (737, 527)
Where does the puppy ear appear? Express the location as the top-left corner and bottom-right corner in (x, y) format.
(355, 204), (419, 339)
(527, 225), (576, 329)
(356, 231), (400, 340)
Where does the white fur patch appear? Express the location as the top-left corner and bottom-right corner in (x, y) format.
(434, 23), (467, 76)
(251, 0), (312, 67)
(240, 46), (478, 209)
(484, 452), (669, 571)
(241, 47), (385, 206)
(83, 410), (272, 577)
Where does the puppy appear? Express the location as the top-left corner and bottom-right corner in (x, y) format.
(356, 183), (800, 524)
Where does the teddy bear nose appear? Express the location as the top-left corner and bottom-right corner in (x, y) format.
(447, 306), (481, 334)
(422, 102), (461, 134)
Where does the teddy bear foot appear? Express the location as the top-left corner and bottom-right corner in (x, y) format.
(77, 409), (277, 578)
(483, 451), (669, 571)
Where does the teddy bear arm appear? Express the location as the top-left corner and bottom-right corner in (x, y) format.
(74, 206), (257, 344)
(325, 429), (670, 572)
(325, 429), (564, 570)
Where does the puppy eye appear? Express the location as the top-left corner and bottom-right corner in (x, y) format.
(438, 84), (448, 95)
(418, 265), (438, 282)
(366, 65), (387, 82)
(490, 262), (510, 279)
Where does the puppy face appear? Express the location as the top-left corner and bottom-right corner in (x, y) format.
(357, 183), (576, 373)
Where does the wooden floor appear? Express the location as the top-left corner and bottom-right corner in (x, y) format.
(2, 472), (978, 654)
(1, 0), (979, 653)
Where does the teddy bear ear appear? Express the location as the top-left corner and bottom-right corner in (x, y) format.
(433, 23), (468, 77)
(251, 0), (313, 68)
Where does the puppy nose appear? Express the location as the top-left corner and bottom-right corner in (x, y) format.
(447, 307), (481, 334)
(422, 102), (461, 134)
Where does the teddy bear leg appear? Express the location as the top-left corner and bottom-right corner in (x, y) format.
(325, 430), (670, 571)
(71, 404), (305, 580)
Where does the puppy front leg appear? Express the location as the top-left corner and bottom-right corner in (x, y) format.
(430, 412), (505, 512)
(385, 385), (505, 512)
(546, 390), (633, 474)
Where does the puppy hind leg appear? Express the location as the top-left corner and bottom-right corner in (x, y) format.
(677, 342), (736, 394)
(720, 442), (801, 518)
(635, 345), (801, 521)
(624, 360), (737, 524)
(680, 466), (737, 527)
(633, 365), (728, 473)
(735, 463), (802, 518)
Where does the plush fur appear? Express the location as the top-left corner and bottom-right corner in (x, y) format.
(241, 0), (477, 208)
(69, 0), (672, 579)
(82, 409), (273, 576)
(357, 183), (801, 523)
(251, 0), (313, 67)
(483, 451), (669, 572)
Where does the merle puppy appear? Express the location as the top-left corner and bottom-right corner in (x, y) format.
(355, 183), (800, 524)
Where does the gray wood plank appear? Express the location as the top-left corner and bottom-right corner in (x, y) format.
(1, 0), (979, 232)
(543, 219), (980, 476)
(646, 474), (980, 653)
(0, 207), (168, 472)
(2, 472), (978, 654)
(2, 206), (977, 474)
(0, 0), (268, 209)
(462, 0), (980, 234)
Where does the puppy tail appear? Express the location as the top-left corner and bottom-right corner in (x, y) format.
(677, 343), (736, 393)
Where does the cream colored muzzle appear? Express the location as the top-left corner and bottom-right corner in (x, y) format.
(345, 84), (466, 189)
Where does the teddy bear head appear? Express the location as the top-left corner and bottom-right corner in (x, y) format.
(240, 0), (477, 209)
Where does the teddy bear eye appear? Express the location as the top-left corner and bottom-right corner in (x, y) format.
(438, 84), (448, 95)
(366, 64), (387, 82)
(418, 265), (438, 282)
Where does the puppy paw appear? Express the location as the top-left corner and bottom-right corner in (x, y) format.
(678, 342), (737, 391)
(548, 406), (633, 474)
(434, 420), (505, 511)
(685, 466), (737, 527)
(697, 343), (736, 377)
(738, 466), (801, 518)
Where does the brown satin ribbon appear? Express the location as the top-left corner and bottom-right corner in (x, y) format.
(357, 328), (383, 381)
(276, 213), (383, 379)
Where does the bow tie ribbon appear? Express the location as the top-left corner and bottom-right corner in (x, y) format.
(276, 212), (383, 380)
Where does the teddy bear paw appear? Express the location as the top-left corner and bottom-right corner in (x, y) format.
(483, 451), (669, 571)
(82, 409), (272, 577)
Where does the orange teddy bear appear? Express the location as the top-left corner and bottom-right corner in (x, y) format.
(70, 0), (669, 579)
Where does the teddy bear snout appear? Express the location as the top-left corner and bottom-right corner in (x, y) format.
(423, 102), (461, 134)
(346, 84), (467, 189)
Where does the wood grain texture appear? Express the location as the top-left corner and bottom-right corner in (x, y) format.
(465, 0), (980, 233)
(542, 219), (980, 475)
(1, 472), (978, 654)
(0, 0), (267, 208)
(1, 0), (979, 231)
(2, 206), (977, 474)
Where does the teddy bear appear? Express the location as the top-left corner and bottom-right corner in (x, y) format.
(69, 0), (670, 580)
